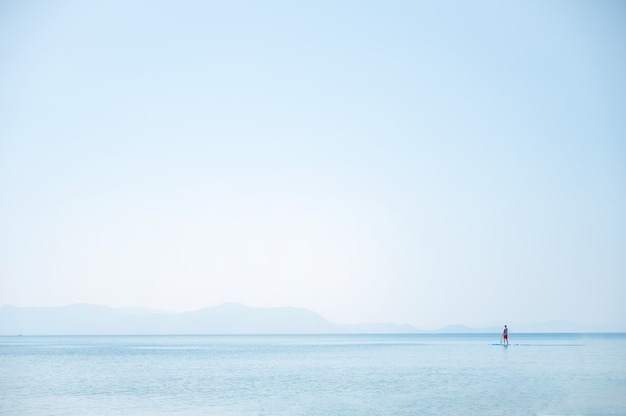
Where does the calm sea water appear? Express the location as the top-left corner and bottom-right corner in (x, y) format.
(1, 334), (625, 415)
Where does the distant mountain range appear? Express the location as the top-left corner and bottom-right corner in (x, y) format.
(0, 303), (619, 335)
(434, 322), (620, 333)
(0, 303), (417, 335)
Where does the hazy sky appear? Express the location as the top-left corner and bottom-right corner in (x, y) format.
(1, 1), (625, 329)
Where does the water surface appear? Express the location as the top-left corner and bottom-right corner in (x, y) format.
(1, 334), (624, 415)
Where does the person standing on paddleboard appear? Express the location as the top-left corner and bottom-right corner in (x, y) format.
(502, 325), (509, 345)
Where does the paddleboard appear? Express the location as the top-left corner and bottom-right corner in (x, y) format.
(489, 343), (518, 346)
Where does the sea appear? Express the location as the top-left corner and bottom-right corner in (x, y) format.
(1, 333), (625, 416)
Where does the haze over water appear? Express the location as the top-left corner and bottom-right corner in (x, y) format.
(2, 2), (624, 414)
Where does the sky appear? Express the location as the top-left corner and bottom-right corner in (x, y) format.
(1, 0), (625, 330)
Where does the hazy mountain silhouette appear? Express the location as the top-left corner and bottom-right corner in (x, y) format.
(1, 304), (619, 335)
(0, 303), (418, 335)
(428, 322), (620, 333)
(172, 303), (339, 334)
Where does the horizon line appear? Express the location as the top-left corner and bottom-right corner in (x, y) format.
(1, 302), (623, 333)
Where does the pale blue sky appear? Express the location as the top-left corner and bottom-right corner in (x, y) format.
(1, 1), (625, 329)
